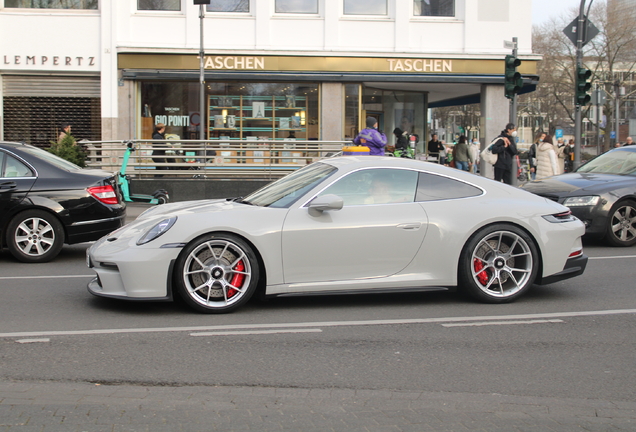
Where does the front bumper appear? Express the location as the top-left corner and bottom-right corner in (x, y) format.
(537, 254), (588, 285)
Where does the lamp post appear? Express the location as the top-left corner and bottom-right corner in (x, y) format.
(194, 1), (210, 140)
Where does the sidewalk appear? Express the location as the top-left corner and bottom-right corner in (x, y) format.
(1, 380), (634, 431)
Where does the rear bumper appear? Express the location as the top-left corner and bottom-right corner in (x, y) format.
(537, 254), (588, 285)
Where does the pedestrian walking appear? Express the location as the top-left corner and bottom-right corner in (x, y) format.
(528, 132), (545, 181)
(469, 138), (480, 173)
(535, 134), (558, 180)
(491, 123), (518, 184)
(452, 135), (472, 171)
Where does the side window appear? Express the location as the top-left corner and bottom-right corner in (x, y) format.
(0, 152), (5, 176)
(318, 169), (418, 206)
(138, 0), (180, 11)
(3, 155), (34, 178)
(416, 172), (481, 202)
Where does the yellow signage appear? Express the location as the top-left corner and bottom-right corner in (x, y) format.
(119, 54), (537, 75)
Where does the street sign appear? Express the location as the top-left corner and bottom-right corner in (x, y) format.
(555, 129), (564, 139)
(563, 17), (599, 47)
(610, 131), (616, 139)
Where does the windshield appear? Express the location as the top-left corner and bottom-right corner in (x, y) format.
(577, 149), (636, 175)
(245, 162), (337, 208)
(20, 145), (81, 171)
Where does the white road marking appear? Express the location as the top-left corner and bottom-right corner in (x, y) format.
(16, 338), (50, 344)
(442, 319), (564, 327)
(0, 309), (634, 339)
(588, 255), (636, 260)
(190, 329), (323, 337)
(0, 275), (94, 280)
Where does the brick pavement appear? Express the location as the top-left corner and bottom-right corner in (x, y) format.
(0, 381), (634, 431)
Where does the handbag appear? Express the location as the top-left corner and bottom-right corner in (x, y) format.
(480, 137), (509, 165)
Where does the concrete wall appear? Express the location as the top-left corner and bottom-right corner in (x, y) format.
(480, 84), (509, 180)
(130, 179), (270, 202)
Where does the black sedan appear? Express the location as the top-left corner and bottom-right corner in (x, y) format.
(522, 146), (636, 247)
(1, 141), (126, 262)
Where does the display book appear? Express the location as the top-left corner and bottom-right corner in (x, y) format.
(207, 95), (306, 141)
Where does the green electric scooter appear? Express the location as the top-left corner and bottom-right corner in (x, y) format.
(119, 141), (169, 205)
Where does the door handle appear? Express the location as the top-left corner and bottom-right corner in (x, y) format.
(396, 223), (421, 230)
(0, 181), (17, 190)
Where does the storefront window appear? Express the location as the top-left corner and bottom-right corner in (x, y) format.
(275, 0), (318, 14)
(414, 0), (454, 17)
(344, 0), (386, 15)
(5, 0), (97, 8)
(207, 0), (249, 12)
(138, 0), (180, 11)
(362, 88), (426, 149)
(140, 81), (320, 143)
(344, 84), (360, 140)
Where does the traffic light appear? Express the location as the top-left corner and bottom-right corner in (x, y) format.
(576, 66), (592, 106)
(504, 55), (523, 100)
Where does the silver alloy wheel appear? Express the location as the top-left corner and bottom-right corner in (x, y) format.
(14, 216), (56, 257)
(182, 239), (253, 308)
(609, 204), (636, 244)
(470, 230), (533, 298)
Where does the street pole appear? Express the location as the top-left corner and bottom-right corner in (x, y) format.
(595, 87), (600, 155)
(509, 37), (518, 125)
(573, 0), (585, 170)
(614, 80), (620, 146)
(199, 4), (205, 141)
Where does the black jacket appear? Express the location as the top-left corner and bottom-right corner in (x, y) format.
(491, 131), (518, 170)
(428, 139), (444, 154)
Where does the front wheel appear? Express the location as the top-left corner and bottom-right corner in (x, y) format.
(6, 210), (65, 263)
(458, 224), (539, 303)
(605, 200), (636, 247)
(174, 233), (260, 313)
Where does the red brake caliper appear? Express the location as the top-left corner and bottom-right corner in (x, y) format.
(228, 260), (245, 298)
(473, 258), (490, 286)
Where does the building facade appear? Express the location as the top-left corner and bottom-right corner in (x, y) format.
(0, 0), (537, 153)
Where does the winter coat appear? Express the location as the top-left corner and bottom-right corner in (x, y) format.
(428, 139), (445, 155)
(354, 127), (387, 156)
(555, 145), (566, 175)
(491, 132), (518, 170)
(453, 142), (472, 163)
(535, 142), (558, 179)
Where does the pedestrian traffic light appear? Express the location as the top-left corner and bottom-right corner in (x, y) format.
(576, 66), (592, 106)
(504, 55), (523, 100)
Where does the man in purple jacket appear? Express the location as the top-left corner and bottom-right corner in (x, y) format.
(354, 117), (387, 155)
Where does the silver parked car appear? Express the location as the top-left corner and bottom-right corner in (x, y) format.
(87, 156), (587, 313)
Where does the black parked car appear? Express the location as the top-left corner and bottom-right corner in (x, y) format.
(522, 146), (636, 247)
(0, 141), (126, 262)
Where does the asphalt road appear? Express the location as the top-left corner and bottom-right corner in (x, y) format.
(0, 205), (635, 430)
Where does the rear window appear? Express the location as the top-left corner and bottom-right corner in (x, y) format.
(416, 172), (482, 201)
(19, 146), (81, 171)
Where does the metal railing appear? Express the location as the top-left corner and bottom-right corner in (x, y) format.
(82, 139), (348, 180)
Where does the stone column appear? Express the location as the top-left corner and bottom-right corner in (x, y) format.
(480, 84), (508, 180)
(321, 83), (343, 141)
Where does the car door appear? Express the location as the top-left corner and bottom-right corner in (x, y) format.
(0, 152), (37, 221)
(281, 168), (428, 284)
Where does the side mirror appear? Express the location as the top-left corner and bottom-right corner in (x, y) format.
(308, 194), (344, 213)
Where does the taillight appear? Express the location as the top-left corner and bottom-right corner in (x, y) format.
(569, 249), (583, 258)
(88, 185), (119, 205)
(542, 210), (577, 223)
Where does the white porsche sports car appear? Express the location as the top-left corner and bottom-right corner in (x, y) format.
(87, 156), (588, 313)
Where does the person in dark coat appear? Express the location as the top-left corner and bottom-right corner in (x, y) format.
(491, 123), (518, 184)
(427, 133), (445, 163)
(151, 123), (173, 176)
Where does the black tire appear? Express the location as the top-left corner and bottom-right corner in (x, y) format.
(604, 199), (636, 247)
(156, 194), (169, 205)
(6, 210), (65, 263)
(174, 233), (260, 313)
(458, 224), (539, 303)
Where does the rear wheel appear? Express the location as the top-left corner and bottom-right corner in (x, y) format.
(605, 200), (636, 247)
(175, 233), (260, 313)
(7, 210), (65, 263)
(458, 224), (538, 303)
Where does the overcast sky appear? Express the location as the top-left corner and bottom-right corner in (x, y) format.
(532, 0), (582, 25)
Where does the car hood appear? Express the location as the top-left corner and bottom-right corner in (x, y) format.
(522, 173), (635, 196)
(136, 199), (235, 221)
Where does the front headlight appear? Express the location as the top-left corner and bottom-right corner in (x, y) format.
(137, 217), (177, 245)
(563, 196), (600, 207)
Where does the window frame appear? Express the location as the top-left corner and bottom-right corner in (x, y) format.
(2, 0), (99, 11)
(205, 0), (250, 14)
(412, 0), (456, 19)
(136, 0), (181, 12)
